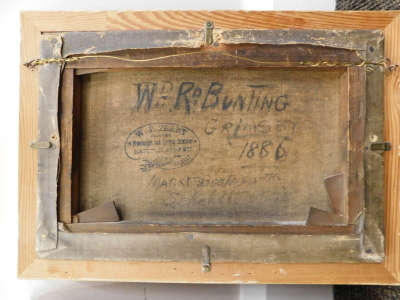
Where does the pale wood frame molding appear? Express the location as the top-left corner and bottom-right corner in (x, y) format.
(19, 10), (400, 284)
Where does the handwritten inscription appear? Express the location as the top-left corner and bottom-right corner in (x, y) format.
(125, 123), (200, 171)
(160, 190), (249, 209)
(239, 140), (287, 161)
(204, 118), (296, 147)
(133, 81), (289, 115)
(129, 78), (295, 207)
(148, 173), (283, 189)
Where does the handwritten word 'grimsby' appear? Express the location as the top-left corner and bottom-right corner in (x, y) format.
(133, 82), (289, 114)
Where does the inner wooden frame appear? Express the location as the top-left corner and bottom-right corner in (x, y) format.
(19, 10), (400, 284)
(57, 43), (363, 235)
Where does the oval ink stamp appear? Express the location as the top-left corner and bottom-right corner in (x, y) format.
(125, 123), (200, 171)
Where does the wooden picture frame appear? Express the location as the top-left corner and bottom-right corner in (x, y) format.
(19, 10), (400, 284)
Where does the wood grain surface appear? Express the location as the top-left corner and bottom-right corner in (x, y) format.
(347, 67), (366, 224)
(19, 260), (399, 284)
(58, 69), (74, 223)
(65, 222), (356, 235)
(19, 12), (40, 277)
(383, 15), (400, 282)
(19, 10), (400, 283)
(22, 11), (399, 31)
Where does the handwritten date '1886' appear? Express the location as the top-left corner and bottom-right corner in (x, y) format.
(239, 140), (287, 161)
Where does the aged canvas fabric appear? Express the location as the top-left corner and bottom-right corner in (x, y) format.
(80, 69), (343, 224)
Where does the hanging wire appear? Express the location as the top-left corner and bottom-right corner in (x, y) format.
(23, 53), (399, 71)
